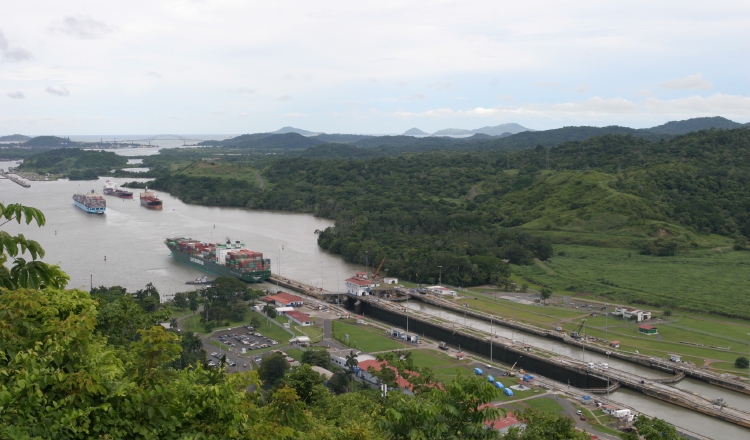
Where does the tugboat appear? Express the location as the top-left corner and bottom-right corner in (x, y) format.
(140, 187), (163, 210)
(103, 180), (134, 198)
(186, 276), (213, 285)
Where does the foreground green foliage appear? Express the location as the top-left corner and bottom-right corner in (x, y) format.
(0, 203), (68, 290)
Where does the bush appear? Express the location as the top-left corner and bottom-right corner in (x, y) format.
(663, 310), (672, 316)
(735, 356), (749, 369)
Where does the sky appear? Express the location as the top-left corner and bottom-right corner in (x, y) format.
(1, 0), (749, 135)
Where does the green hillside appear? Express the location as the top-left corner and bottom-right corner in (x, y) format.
(18, 148), (128, 179)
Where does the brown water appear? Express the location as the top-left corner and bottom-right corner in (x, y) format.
(1, 173), (359, 300)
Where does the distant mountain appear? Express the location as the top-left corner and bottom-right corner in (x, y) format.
(432, 128), (472, 136)
(644, 117), (745, 135)
(0, 134), (31, 142)
(314, 133), (373, 143)
(234, 133), (323, 149)
(24, 136), (72, 147)
(272, 126), (321, 136)
(403, 128), (428, 135)
(471, 123), (531, 136)
(432, 123), (531, 136)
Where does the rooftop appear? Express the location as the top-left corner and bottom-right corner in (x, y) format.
(346, 277), (373, 286)
(286, 310), (311, 322)
(263, 292), (304, 304)
(638, 324), (656, 330)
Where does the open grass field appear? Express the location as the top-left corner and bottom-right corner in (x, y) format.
(512, 243), (750, 319)
(296, 325), (323, 342)
(331, 321), (404, 352)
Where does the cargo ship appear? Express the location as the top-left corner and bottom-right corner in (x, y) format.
(140, 187), (163, 210)
(103, 180), (134, 198)
(165, 236), (271, 283)
(73, 190), (106, 214)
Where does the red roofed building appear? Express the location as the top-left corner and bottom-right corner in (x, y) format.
(345, 273), (379, 296)
(262, 292), (304, 307)
(356, 359), (414, 392)
(479, 404), (526, 433)
(285, 310), (313, 326)
(638, 324), (658, 335)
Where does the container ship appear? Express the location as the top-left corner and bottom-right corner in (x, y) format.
(165, 236), (271, 283)
(103, 180), (134, 198)
(140, 188), (163, 210)
(73, 190), (106, 214)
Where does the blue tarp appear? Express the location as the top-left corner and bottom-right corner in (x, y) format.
(522, 374), (534, 382)
(473, 368), (483, 376)
(487, 375), (495, 383)
(503, 388), (514, 396)
(494, 381), (505, 389)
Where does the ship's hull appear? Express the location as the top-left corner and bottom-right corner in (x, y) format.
(74, 200), (105, 214)
(104, 188), (133, 198)
(169, 249), (271, 283)
(141, 199), (163, 210)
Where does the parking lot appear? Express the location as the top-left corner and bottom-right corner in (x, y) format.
(205, 324), (283, 369)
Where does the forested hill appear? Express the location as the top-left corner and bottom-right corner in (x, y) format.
(18, 148), (127, 179)
(152, 128), (749, 297)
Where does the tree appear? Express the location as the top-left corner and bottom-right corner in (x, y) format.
(377, 372), (502, 440)
(540, 288), (552, 304)
(0, 203), (69, 289)
(282, 364), (329, 404)
(96, 294), (156, 346)
(301, 349), (331, 369)
(170, 330), (206, 369)
(620, 416), (681, 440)
(174, 291), (189, 311)
(327, 371), (349, 394)
(188, 291), (199, 314)
(736, 356), (749, 369)
(263, 303), (278, 318)
(503, 409), (591, 440)
(251, 316), (262, 329)
(259, 352), (290, 385)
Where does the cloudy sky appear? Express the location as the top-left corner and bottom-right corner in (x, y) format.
(1, 0), (749, 135)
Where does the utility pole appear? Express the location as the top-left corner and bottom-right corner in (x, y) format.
(438, 265), (442, 285)
(490, 315), (493, 365)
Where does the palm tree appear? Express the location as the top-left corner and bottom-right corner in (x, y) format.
(345, 350), (359, 392)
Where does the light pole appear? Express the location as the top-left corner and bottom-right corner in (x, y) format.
(606, 350), (611, 400)
(582, 319), (586, 363)
(747, 333), (750, 384)
(321, 261), (324, 292)
(490, 315), (493, 365)
(438, 266), (442, 286)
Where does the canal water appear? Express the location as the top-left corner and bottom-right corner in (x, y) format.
(0, 170), (359, 301)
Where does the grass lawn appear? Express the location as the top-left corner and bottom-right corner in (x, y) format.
(249, 311), (295, 343)
(512, 243), (749, 320)
(456, 295), (584, 325)
(332, 321), (403, 352)
(285, 346), (328, 362)
(296, 325), (323, 342)
(522, 397), (564, 413)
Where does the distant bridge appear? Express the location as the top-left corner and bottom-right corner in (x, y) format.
(103, 134), (213, 146)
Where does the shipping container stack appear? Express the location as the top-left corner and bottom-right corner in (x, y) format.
(225, 249), (268, 274)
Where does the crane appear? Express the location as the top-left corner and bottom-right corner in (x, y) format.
(373, 257), (386, 278)
(507, 358), (522, 377)
(571, 318), (586, 340)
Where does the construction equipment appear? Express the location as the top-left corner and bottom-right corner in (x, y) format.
(507, 360), (520, 377)
(373, 257), (386, 278)
(438, 341), (448, 350)
(571, 319), (586, 340)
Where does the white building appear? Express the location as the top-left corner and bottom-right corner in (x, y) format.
(427, 286), (457, 296)
(614, 307), (651, 322)
(383, 277), (399, 285)
(345, 273), (380, 296)
(329, 349), (376, 369)
(285, 310), (313, 326)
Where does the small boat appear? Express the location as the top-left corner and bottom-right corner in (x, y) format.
(186, 276), (213, 285)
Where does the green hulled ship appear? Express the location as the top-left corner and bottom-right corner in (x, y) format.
(165, 236), (271, 283)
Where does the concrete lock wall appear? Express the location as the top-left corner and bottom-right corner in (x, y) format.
(346, 297), (607, 390)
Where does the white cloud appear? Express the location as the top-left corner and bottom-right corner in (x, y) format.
(285, 112), (308, 117)
(6, 91), (25, 99)
(384, 94), (750, 119)
(45, 86), (70, 97)
(573, 85), (588, 94)
(278, 95), (292, 101)
(145, 71), (162, 78)
(49, 16), (117, 40)
(659, 73), (712, 90)
(236, 87), (254, 94)
(0, 30), (32, 62)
